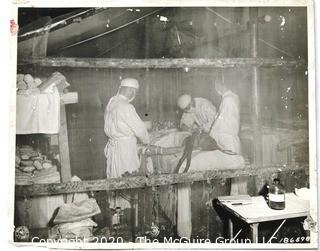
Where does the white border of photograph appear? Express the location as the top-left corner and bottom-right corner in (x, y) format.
(3, 0), (318, 250)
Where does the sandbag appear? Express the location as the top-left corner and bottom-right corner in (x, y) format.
(49, 218), (97, 240)
(53, 198), (101, 224)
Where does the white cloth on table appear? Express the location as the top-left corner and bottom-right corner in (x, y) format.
(180, 97), (217, 132)
(16, 87), (60, 134)
(104, 94), (149, 209)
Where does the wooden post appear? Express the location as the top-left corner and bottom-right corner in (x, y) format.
(152, 186), (160, 226)
(250, 8), (263, 168)
(144, 18), (151, 113)
(58, 104), (72, 182)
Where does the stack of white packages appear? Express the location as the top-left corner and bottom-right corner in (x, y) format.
(16, 74), (42, 95)
(15, 145), (60, 185)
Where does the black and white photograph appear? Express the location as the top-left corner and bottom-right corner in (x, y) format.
(9, 0), (318, 249)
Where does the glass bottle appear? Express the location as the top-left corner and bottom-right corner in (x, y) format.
(268, 178), (286, 210)
(112, 207), (122, 226)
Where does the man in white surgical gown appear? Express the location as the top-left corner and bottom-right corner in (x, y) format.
(104, 78), (149, 209)
(176, 94), (218, 239)
(177, 94), (217, 133)
(175, 84), (245, 238)
(211, 80), (247, 195)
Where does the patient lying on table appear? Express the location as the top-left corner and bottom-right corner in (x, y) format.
(149, 89), (246, 238)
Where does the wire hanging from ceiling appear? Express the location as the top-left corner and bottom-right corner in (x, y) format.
(59, 8), (165, 51)
(18, 8), (95, 38)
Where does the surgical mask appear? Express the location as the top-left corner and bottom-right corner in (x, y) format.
(117, 87), (137, 102)
(128, 95), (136, 103)
(128, 90), (137, 103)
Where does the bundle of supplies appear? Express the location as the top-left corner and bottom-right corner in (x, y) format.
(16, 71), (70, 95)
(16, 74), (42, 95)
(49, 198), (101, 240)
(15, 145), (60, 185)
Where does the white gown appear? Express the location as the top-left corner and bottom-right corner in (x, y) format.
(180, 97), (217, 132)
(104, 94), (149, 209)
(210, 90), (247, 195)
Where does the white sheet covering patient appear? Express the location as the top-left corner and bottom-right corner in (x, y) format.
(151, 130), (245, 238)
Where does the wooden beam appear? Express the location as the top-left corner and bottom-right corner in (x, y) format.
(58, 104), (72, 183)
(18, 57), (306, 69)
(250, 8), (263, 167)
(15, 164), (308, 197)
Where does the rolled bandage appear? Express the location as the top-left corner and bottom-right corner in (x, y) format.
(42, 161), (53, 169)
(23, 74), (34, 85)
(27, 81), (38, 89)
(33, 159), (43, 170)
(34, 78), (42, 87)
(17, 74), (24, 82)
(15, 155), (21, 167)
(20, 166), (36, 173)
(17, 80), (28, 90)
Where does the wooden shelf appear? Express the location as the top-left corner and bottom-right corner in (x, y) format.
(18, 57), (306, 69)
(15, 164), (308, 197)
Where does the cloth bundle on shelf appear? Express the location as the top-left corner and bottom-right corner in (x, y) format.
(53, 198), (101, 224)
(15, 166), (61, 185)
(15, 144), (63, 228)
(49, 198), (101, 240)
(16, 86), (60, 134)
(38, 71), (70, 94)
(16, 74), (42, 95)
(15, 145), (58, 184)
(16, 71), (76, 134)
(16, 72), (70, 95)
(49, 219), (98, 240)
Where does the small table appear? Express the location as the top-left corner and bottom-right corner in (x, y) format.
(217, 193), (309, 243)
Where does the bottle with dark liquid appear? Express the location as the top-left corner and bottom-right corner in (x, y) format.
(268, 178), (285, 210)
